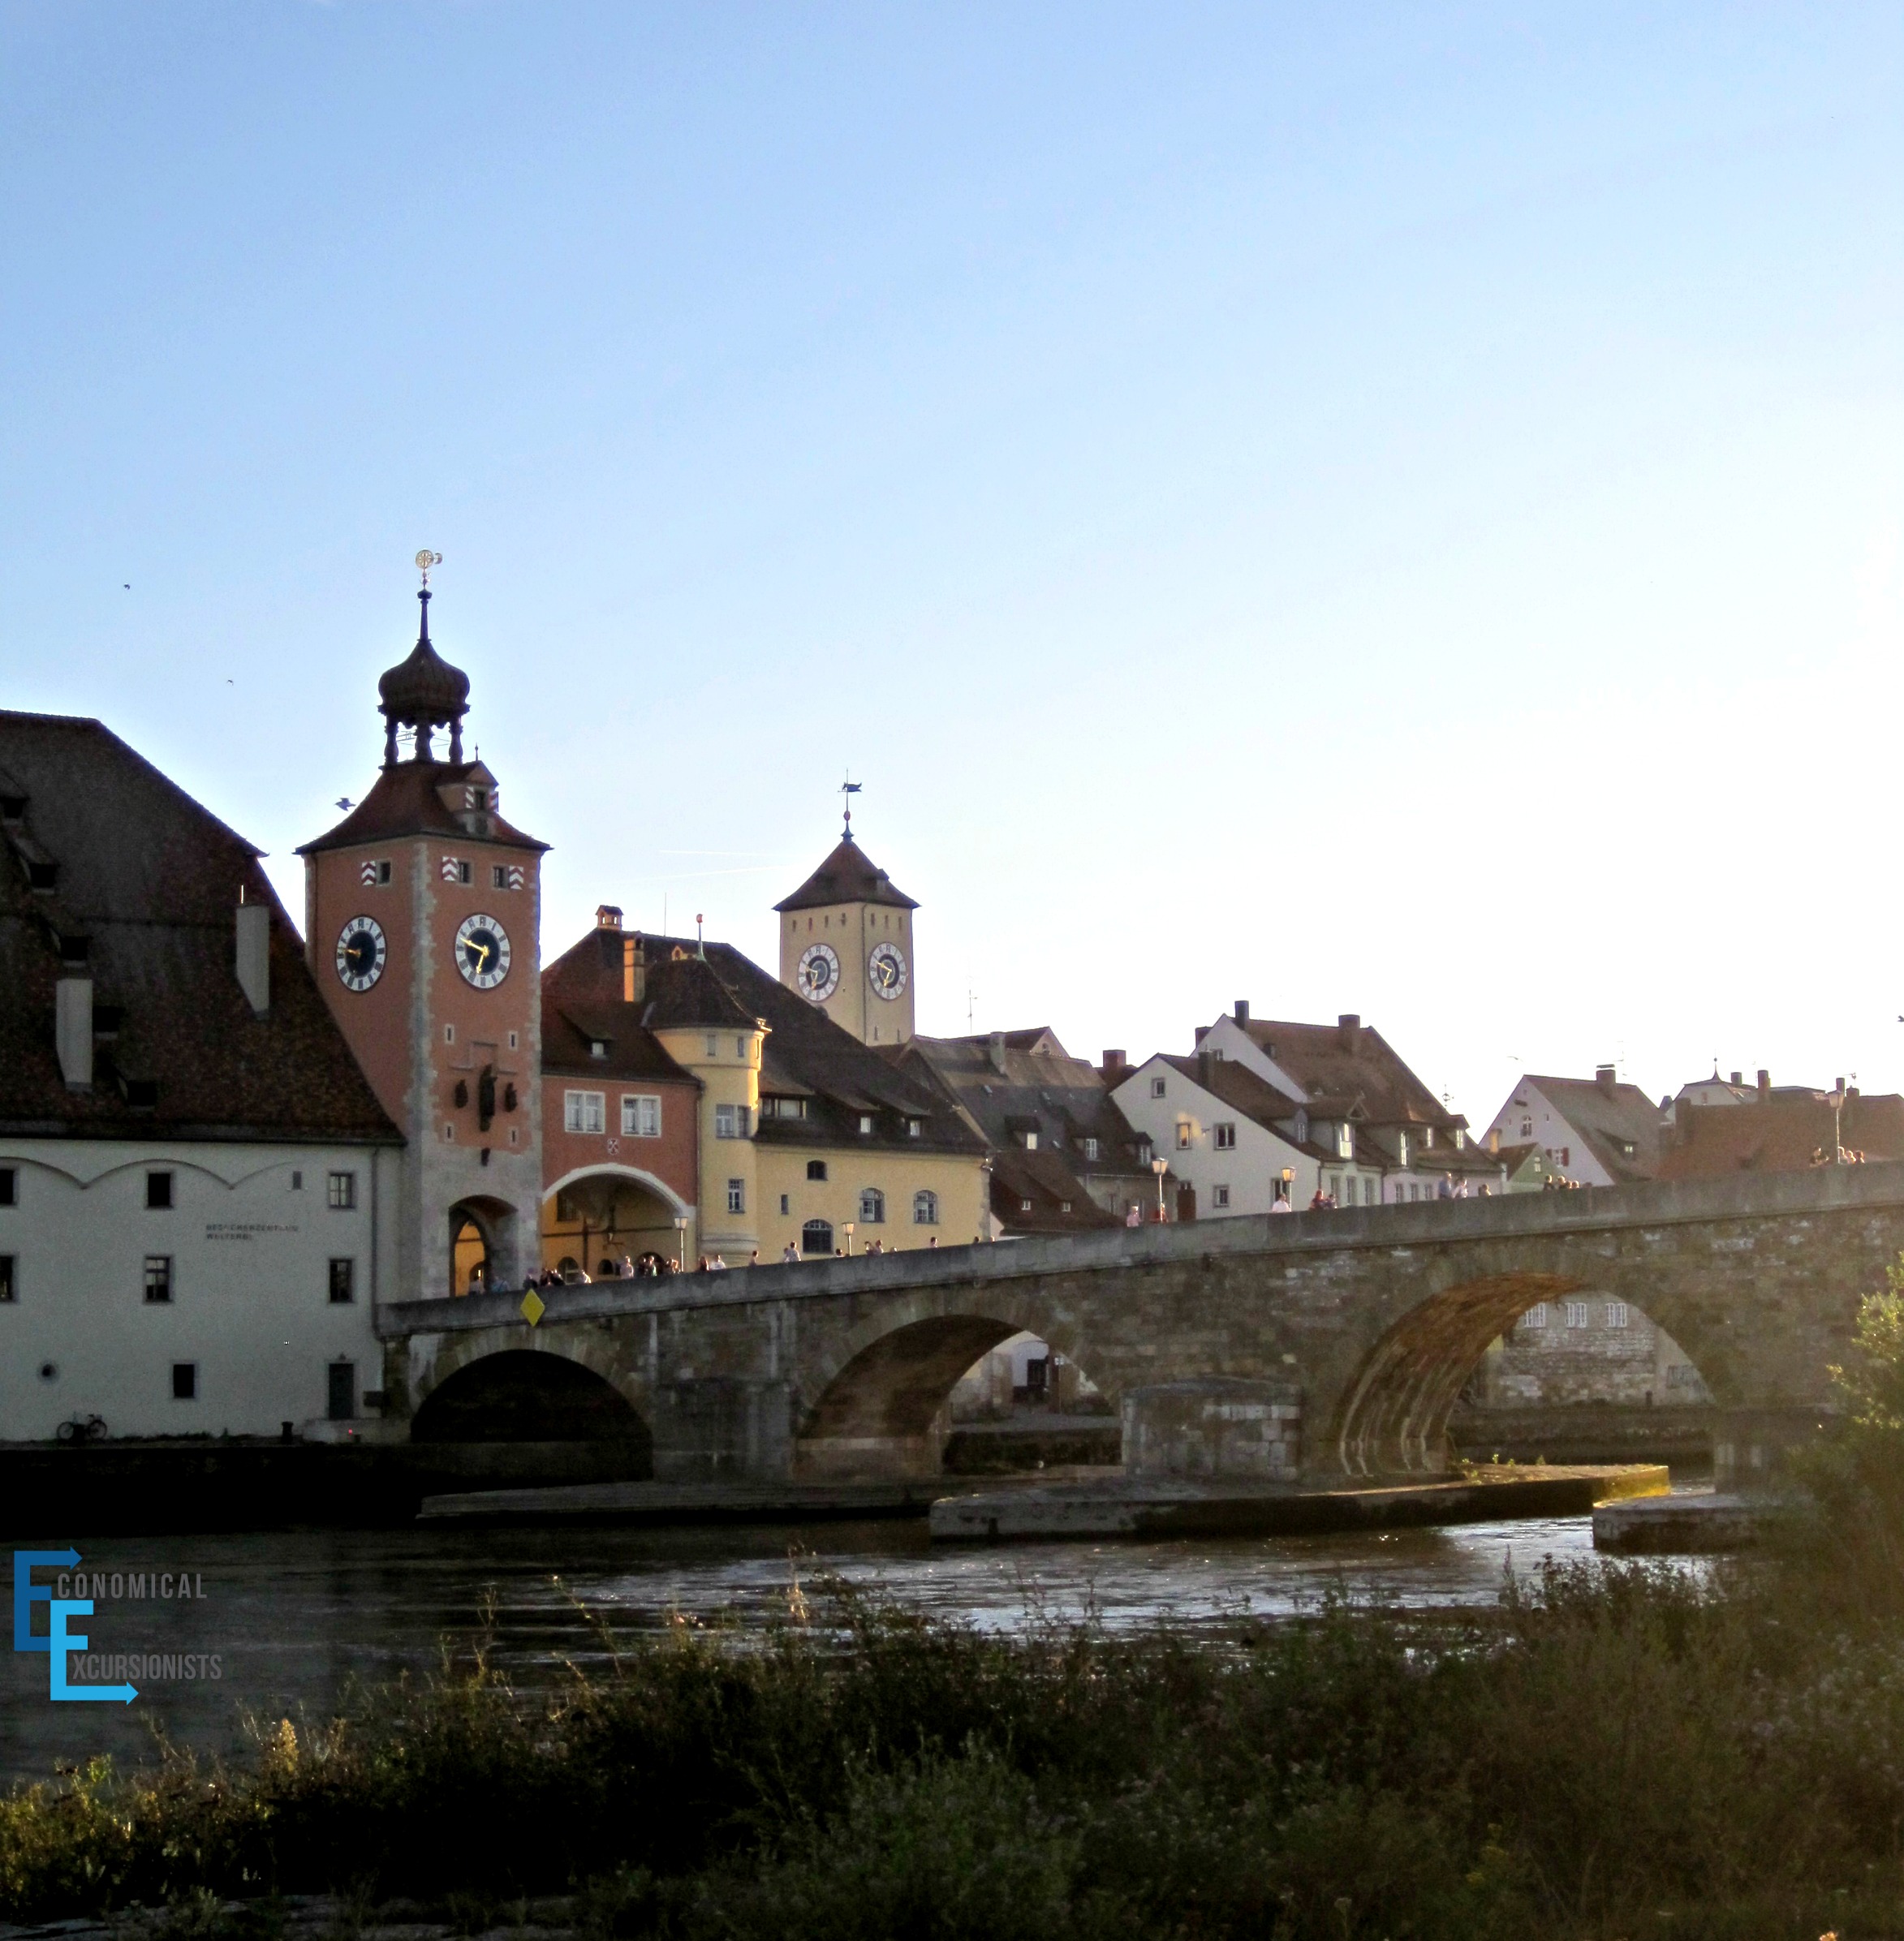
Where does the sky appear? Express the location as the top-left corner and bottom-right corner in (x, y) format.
(3, 3), (1900, 1127)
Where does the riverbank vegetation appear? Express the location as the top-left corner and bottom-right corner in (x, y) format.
(11, 1290), (1904, 1940)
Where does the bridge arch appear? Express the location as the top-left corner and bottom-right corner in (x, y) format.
(1329, 1268), (1728, 1476)
(542, 1164), (691, 1277)
(408, 1333), (653, 1471)
(795, 1291), (1114, 1478)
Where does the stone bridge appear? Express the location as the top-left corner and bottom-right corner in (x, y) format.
(377, 1162), (1904, 1487)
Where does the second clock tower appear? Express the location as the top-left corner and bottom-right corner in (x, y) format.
(299, 576), (548, 1299)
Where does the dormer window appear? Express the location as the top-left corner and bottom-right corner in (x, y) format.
(1423, 1125), (1434, 1149)
(1397, 1133), (1409, 1168)
(1023, 1130), (1038, 1150)
(1083, 1138), (1100, 1161)
(1294, 1109), (1308, 1146)
(589, 1039), (607, 1060)
(859, 1114), (874, 1135)
(1336, 1123), (1353, 1159)
(907, 1118), (921, 1138)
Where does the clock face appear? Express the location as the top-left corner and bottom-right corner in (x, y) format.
(868, 940), (908, 1001)
(334, 916), (387, 992)
(797, 940), (841, 1002)
(454, 912), (511, 989)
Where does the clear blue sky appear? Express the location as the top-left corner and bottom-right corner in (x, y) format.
(4, 4), (1900, 1125)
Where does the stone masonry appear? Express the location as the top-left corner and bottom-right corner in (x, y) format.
(379, 1161), (1904, 1488)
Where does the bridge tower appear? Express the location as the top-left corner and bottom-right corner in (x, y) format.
(774, 797), (920, 1046)
(298, 566), (549, 1298)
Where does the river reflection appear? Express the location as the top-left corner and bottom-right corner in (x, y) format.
(3, 1512), (1686, 1786)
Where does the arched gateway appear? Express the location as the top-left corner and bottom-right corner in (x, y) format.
(383, 1164), (1904, 1489)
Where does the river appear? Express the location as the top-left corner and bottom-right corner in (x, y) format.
(2, 1510), (1690, 1786)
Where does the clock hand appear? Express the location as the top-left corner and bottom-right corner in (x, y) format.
(470, 940), (490, 970)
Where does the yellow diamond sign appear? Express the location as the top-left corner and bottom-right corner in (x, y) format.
(519, 1289), (546, 1328)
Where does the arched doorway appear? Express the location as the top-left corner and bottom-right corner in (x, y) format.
(411, 1349), (653, 1470)
(542, 1165), (691, 1280)
(448, 1194), (518, 1297)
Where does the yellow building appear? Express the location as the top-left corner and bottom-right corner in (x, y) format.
(646, 933), (989, 1259)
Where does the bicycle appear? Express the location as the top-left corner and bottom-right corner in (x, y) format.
(55, 1413), (108, 1443)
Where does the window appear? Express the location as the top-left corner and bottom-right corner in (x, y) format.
(801, 1219), (834, 1255)
(779, 1194), (790, 1215)
(1520, 1117), (1533, 1138)
(329, 1259), (355, 1304)
(913, 1190), (938, 1225)
(327, 1362), (355, 1422)
(1214, 1123), (1236, 1151)
(726, 1178), (745, 1216)
(1337, 1123), (1353, 1158)
(735, 1035), (750, 1059)
(0, 1166), (15, 1206)
(1294, 1109), (1308, 1146)
(0, 1256), (14, 1302)
(1605, 1301), (1630, 1329)
(621, 1095), (661, 1138)
(1564, 1299), (1589, 1329)
(859, 1187), (885, 1224)
(291, 1170), (303, 1191)
(564, 1091), (605, 1134)
(1521, 1302), (1548, 1330)
(455, 860), (472, 885)
(1083, 1138), (1100, 1162)
(1151, 1076), (1166, 1099)
(1397, 1134), (1409, 1168)
(327, 1172), (356, 1210)
(1325, 1175), (1340, 1202)
(589, 1039), (607, 1060)
(1023, 1130), (1038, 1150)
(556, 1191), (577, 1222)
(444, 1123), (456, 1142)
(1020, 1199), (1033, 1213)
(1175, 1122), (1192, 1149)
(907, 1118), (921, 1138)
(858, 1114), (874, 1135)
(143, 1256), (173, 1303)
(705, 1034), (719, 1057)
(491, 864), (508, 889)
(146, 1170), (173, 1209)
(1213, 1184), (1231, 1209)
(172, 1362), (196, 1401)
(507, 1031), (519, 1052)
(372, 859), (392, 885)
(1558, 1147), (1571, 1168)
(445, 1024), (456, 1044)
(714, 1104), (751, 1139)
(1423, 1125), (1434, 1150)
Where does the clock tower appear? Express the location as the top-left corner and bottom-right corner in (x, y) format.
(298, 572), (548, 1299)
(775, 806), (919, 1046)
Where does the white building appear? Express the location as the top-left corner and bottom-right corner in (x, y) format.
(0, 714), (403, 1441)
(1480, 1068), (1664, 1187)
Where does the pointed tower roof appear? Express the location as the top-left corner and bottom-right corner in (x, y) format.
(775, 834), (919, 914)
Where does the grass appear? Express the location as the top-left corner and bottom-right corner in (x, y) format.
(5, 1560), (1902, 1940)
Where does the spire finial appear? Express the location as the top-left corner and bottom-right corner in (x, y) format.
(415, 549), (442, 644)
(840, 769), (862, 840)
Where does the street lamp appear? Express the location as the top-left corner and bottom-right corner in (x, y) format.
(843, 1220), (855, 1256)
(1281, 1166), (1294, 1209)
(672, 1216), (687, 1271)
(1150, 1156), (1169, 1223)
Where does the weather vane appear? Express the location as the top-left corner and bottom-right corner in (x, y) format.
(840, 769), (862, 837)
(416, 549), (442, 588)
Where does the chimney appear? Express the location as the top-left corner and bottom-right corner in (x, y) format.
(1757, 1069), (1769, 1103)
(56, 976), (93, 1088)
(1234, 999), (1249, 1025)
(1730, 1070), (1742, 1088)
(623, 934), (645, 1005)
(235, 895), (269, 1017)
(1596, 1064), (1617, 1096)
(1338, 1013), (1361, 1052)
(989, 1031), (1007, 1074)
(1102, 1049), (1126, 1074)
(597, 904), (622, 930)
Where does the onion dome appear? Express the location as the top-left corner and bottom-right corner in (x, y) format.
(378, 587), (471, 766)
